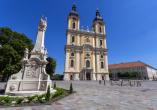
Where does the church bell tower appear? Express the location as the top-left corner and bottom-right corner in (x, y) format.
(68, 4), (80, 30)
(92, 9), (105, 35)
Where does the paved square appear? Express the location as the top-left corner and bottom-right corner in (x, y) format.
(0, 81), (157, 110)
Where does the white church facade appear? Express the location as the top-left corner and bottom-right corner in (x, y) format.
(64, 5), (109, 81)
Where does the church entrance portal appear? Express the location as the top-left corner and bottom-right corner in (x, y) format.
(86, 72), (91, 80)
(70, 75), (73, 80)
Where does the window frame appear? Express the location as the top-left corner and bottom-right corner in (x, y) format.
(100, 39), (103, 47)
(101, 62), (104, 69)
(86, 60), (90, 68)
(71, 35), (75, 43)
(70, 60), (74, 68)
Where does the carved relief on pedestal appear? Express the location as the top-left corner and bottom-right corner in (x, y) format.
(26, 66), (39, 78)
(9, 84), (17, 91)
(25, 60), (40, 78)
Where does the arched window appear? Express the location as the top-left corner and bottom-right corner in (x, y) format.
(99, 27), (102, 33)
(101, 55), (104, 59)
(72, 22), (75, 29)
(86, 60), (90, 68)
(93, 28), (95, 32)
(101, 62), (104, 68)
(70, 75), (73, 80)
(71, 52), (74, 57)
(86, 37), (90, 43)
(100, 39), (103, 46)
(86, 48), (90, 52)
(72, 36), (75, 43)
(71, 60), (74, 68)
(86, 53), (90, 57)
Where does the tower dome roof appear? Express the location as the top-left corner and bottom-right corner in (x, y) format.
(69, 4), (79, 17)
(93, 9), (103, 22)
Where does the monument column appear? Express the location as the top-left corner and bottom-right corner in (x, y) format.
(64, 51), (70, 80)
(75, 51), (80, 80)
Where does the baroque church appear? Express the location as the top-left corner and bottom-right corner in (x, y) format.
(64, 5), (109, 80)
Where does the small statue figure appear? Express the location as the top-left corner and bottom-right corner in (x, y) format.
(24, 48), (29, 60)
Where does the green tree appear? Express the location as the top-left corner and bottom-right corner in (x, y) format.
(52, 74), (64, 80)
(0, 27), (33, 81)
(46, 57), (56, 79)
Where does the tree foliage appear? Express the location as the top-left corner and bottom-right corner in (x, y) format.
(0, 27), (33, 81)
(117, 72), (138, 79)
(46, 57), (56, 78)
(52, 74), (64, 80)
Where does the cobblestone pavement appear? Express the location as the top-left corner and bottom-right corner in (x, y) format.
(0, 81), (157, 110)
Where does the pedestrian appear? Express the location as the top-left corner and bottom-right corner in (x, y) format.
(99, 80), (101, 84)
(104, 80), (106, 85)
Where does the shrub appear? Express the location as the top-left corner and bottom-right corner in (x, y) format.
(32, 95), (38, 103)
(52, 88), (64, 98)
(16, 97), (24, 104)
(52, 74), (64, 80)
(3, 96), (12, 104)
(27, 95), (36, 103)
(37, 94), (46, 103)
(0, 87), (69, 106)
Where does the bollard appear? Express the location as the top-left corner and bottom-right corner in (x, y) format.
(110, 80), (113, 86)
(134, 81), (136, 87)
(104, 80), (106, 86)
(121, 80), (123, 86)
(139, 81), (141, 87)
(137, 81), (139, 87)
(53, 82), (56, 89)
(129, 80), (132, 87)
(99, 80), (101, 84)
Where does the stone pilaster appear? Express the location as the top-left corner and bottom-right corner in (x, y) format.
(76, 51), (80, 72)
(96, 53), (100, 73)
(67, 34), (70, 45)
(96, 37), (99, 48)
(77, 35), (80, 46)
(64, 51), (70, 72)
(64, 73), (69, 80)
(97, 74), (102, 80)
(92, 53), (96, 73)
(92, 73), (96, 80)
(104, 54), (108, 72)
(74, 74), (79, 80)
(105, 74), (110, 81)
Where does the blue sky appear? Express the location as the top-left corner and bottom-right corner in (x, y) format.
(0, 0), (157, 73)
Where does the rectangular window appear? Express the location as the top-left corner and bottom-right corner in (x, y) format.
(100, 40), (103, 46)
(72, 22), (75, 29)
(101, 62), (104, 69)
(72, 36), (75, 43)
(99, 27), (102, 33)
(70, 60), (74, 68)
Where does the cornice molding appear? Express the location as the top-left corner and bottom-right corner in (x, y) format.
(65, 45), (108, 53)
(66, 29), (105, 38)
